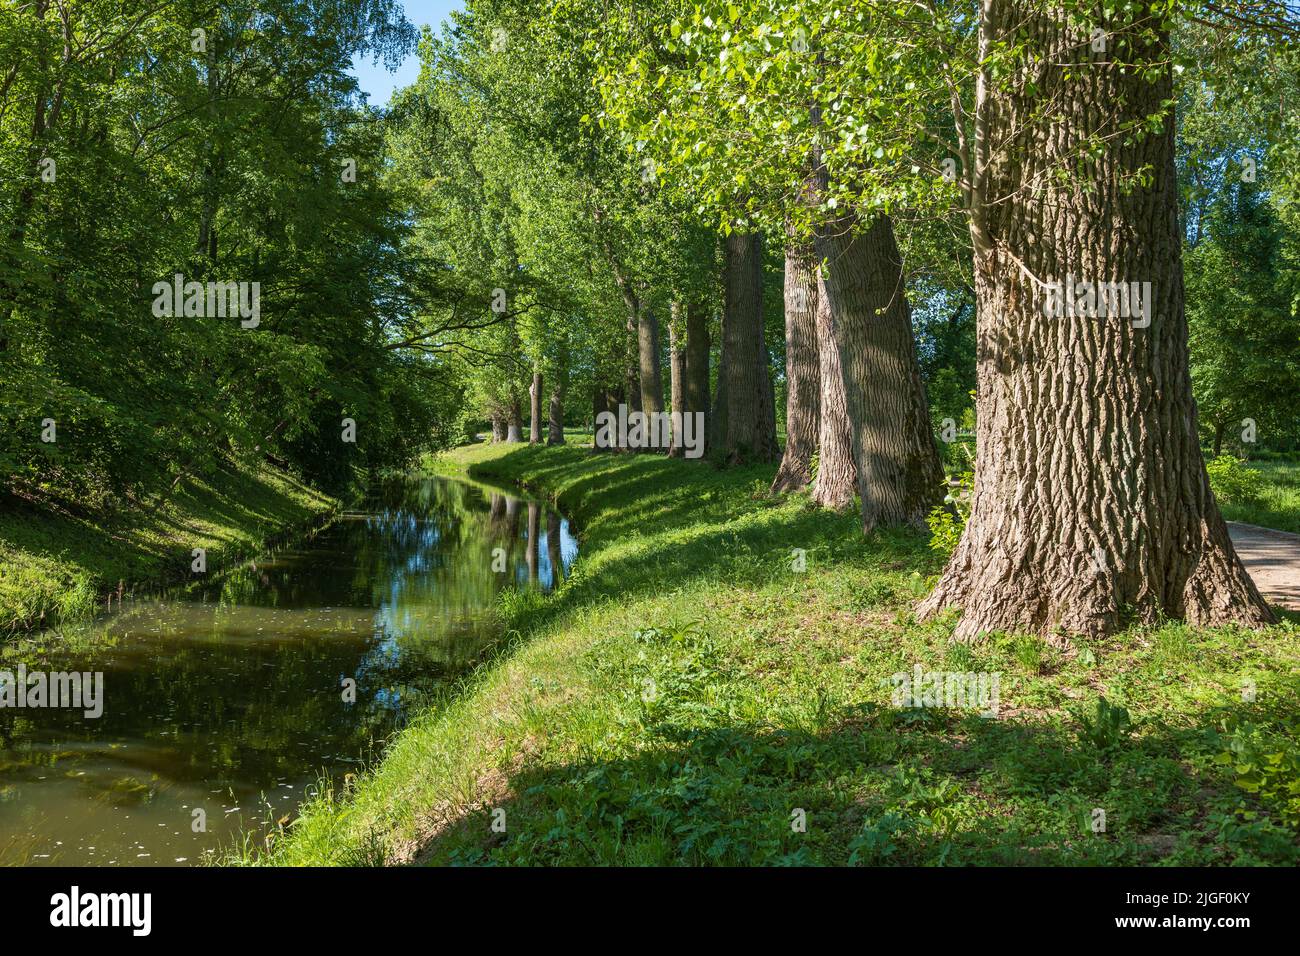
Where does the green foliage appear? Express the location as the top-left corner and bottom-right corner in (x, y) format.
(0, 0), (456, 515)
(1206, 455), (1265, 504)
(1074, 697), (1135, 753)
(1213, 718), (1300, 830)
(925, 506), (963, 557)
(1012, 635), (1045, 675)
(925, 469), (972, 557)
(1216, 460), (1300, 533)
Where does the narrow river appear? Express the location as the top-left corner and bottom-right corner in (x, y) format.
(0, 476), (576, 866)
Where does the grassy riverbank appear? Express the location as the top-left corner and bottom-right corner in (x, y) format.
(253, 440), (1300, 866)
(0, 459), (338, 637)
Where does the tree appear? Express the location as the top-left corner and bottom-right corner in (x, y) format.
(917, 3), (1274, 639)
(590, 0), (938, 508)
(771, 239), (820, 491)
(712, 231), (780, 462)
(1186, 184), (1300, 455)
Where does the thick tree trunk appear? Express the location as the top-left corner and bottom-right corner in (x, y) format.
(668, 302), (688, 457)
(490, 415), (507, 443)
(714, 231), (779, 464)
(918, 6), (1274, 640)
(638, 306), (665, 420)
(506, 392), (523, 443)
(529, 365), (543, 444)
(811, 271), (858, 511)
(815, 214), (943, 532)
(771, 240), (821, 494)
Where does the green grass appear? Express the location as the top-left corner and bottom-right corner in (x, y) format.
(247, 441), (1300, 866)
(1219, 460), (1300, 534)
(0, 458), (339, 636)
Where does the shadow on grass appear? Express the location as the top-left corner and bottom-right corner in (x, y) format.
(392, 444), (1300, 867)
(0, 458), (333, 628)
(463, 445), (940, 637)
(414, 694), (1300, 867)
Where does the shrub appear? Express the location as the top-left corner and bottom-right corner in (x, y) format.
(1206, 455), (1264, 504)
(925, 470), (972, 556)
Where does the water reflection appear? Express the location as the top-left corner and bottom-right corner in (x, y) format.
(0, 477), (576, 866)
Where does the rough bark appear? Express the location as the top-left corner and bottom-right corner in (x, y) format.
(771, 239), (821, 494)
(918, 6), (1274, 640)
(506, 392), (523, 443)
(811, 270), (858, 511)
(490, 415), (507, 444)
(638, 306), (665, 420)
(714, 231), (779, 464)
(668, 302), (688, 457)
(529, 365), (543, 445)
(815, 214), (943, 532)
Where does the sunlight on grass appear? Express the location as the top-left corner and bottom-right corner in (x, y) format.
(243, 443), (1300, 867)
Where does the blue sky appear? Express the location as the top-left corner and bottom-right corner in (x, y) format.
(350, 1), (463, 105)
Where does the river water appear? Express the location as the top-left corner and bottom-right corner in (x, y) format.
(0, 476), (576, 866)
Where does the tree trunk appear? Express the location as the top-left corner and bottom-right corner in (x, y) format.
(815, 213), (943, 532)
(529, 365), (543, 444)
(624, 313), (642, 417)
(918, 6), (1274, 640)
(1212, 421), (1225, 458)
(506, 392), (523, 443)
(714, 231), (779, 464)
(638, 306), (665, 420)
(771, 239), (821, 494)
(811, 270), (858, 511)
(685, 300), (711, 415)
(490, 415), (507, 444)
(668, 302), (688, 457)
(548, 371), (565, 446)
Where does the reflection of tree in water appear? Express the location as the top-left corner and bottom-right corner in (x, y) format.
(0, 477), (578, 857)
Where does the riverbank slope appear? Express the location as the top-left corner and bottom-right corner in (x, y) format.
(1, 458), (338, 637)
(254, 440), (1300, 866)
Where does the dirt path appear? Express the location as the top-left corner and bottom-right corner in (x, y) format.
(1228, 522), (1300, 612)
